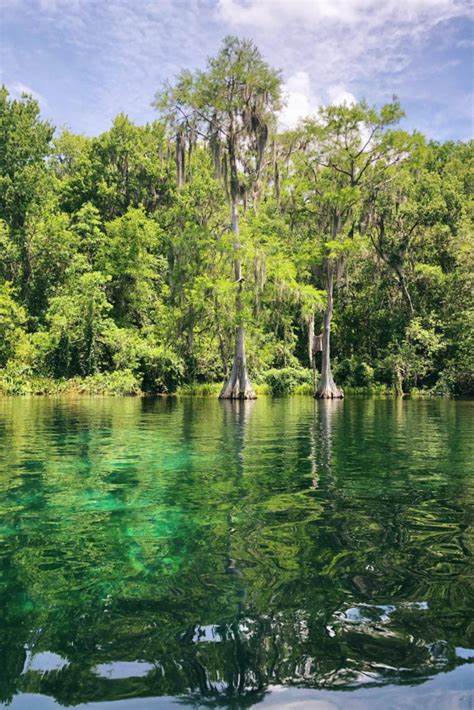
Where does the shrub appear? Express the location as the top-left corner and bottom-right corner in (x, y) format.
(0, 369), (141, 396)
(140, 346), (184, 393)
(263, 367), (312, 396)
(176, 382), (221, 396)
(106, 329), (185, 394)
(335, 357), (375, 387)
(0, 283), (29, 368)
(70, 370), (141, 395)
(0, 364), (33, 395)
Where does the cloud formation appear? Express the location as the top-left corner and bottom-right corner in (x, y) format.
(217, 0), (472, 139)
(279, 72), (321, 128)
(1, 0), (472, 139)
(217, 0), (469, 26)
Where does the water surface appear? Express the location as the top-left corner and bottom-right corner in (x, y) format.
(0, 396), (473, 708)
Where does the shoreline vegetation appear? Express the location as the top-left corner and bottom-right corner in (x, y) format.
(1, 36), (472, 401)
(0, 372), (457, 398)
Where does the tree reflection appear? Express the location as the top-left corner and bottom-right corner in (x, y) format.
(0, 397), (472, 706)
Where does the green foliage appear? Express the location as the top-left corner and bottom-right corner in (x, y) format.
(0, 60), (472, 398)
(0, 86), (54, 233)
(139, 344), (185, 394)
(264, 367), (312, 396)
(43, 271), (114, 377)
(0, 282), (28, 367)
(67, 370), (141, 395)
(101, 206), (164, 326)
(335, 357), (375, 388)
(71, 202), (105, 266)
(0, 370), (141, 396)
(157, 35), (282, 199)
(176, 382), (222, 396)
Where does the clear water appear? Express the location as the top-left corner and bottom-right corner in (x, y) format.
(0, 396), (473, 709)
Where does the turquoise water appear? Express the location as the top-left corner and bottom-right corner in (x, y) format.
(0, 396), (473, 709)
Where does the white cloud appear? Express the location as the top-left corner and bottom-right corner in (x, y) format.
(216, 0), (471, 141)
(216, 0), (471, 86)
(217, 0), (470, 28)
(1, 0), (471, 139)
(279, 71), (321, 128)
(2, 0), (213, 133)
(279, 76), (359, 129)
(327, 85), (357, 106)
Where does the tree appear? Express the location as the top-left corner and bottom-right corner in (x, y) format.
(54, 118), (172, 219)
(0, 87), (54, 298)
(297, 100), (413, 398)
(0, 51), (472, 397)
(99, 206), (165, 327)
(43, 271), (114, 377)
(159, 148), (230, 380)
(0, 282), (28, 368)
(27, 210), (79, 319)
(70, 202), (106, 268)
(157, 36), (282, 398)
(367, 148), (447, 317)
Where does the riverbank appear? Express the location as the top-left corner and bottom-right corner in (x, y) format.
(0, 370), (440, 398)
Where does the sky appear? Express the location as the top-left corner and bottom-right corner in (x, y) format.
(1, 0), (473, 140)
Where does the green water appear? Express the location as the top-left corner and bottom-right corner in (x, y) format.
(0, 396), (473, 709)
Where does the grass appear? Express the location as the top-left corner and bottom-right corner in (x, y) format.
(0, 371), (438, 399)
(175, 382), (222, 396)
(0, 370), (141, 396)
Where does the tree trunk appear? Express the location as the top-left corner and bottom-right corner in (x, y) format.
(316, 263), (343, 399)
(175, 130), (185, 188)
(308, 314), (318, 391)
(219, 199), (256, 400)
(394, 266), (414, 316)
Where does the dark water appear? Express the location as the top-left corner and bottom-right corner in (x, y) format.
(0, 396), (473, 710)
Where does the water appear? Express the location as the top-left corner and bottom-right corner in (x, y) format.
(0, 396), (472, 709)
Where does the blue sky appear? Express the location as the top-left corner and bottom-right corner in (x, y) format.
(1, 0), (473, 140)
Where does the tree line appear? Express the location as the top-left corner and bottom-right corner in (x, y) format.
(0, 36), (472, 397)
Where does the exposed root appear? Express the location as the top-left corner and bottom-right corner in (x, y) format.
(315, 384), (344, 399)
(219, 379), (257, 400)
(219, 324), (256, 400)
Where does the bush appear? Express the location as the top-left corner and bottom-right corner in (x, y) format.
(106, 329), (185, 394)
(293, 382), (314, 395)
(0, 363), (33, 395)
(0, 369), (141, 396)
(0, 283), (29, 369)
(263, 367), (312, 396)
(69, 370), (141, 395)
(176, 382), (221, 396)
(140, 345), (184, 393)
(335, 357), (375, 387)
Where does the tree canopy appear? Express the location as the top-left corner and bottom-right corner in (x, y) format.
(0, 38), (472, 397)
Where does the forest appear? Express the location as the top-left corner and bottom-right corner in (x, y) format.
(0, 36), (472, 398)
